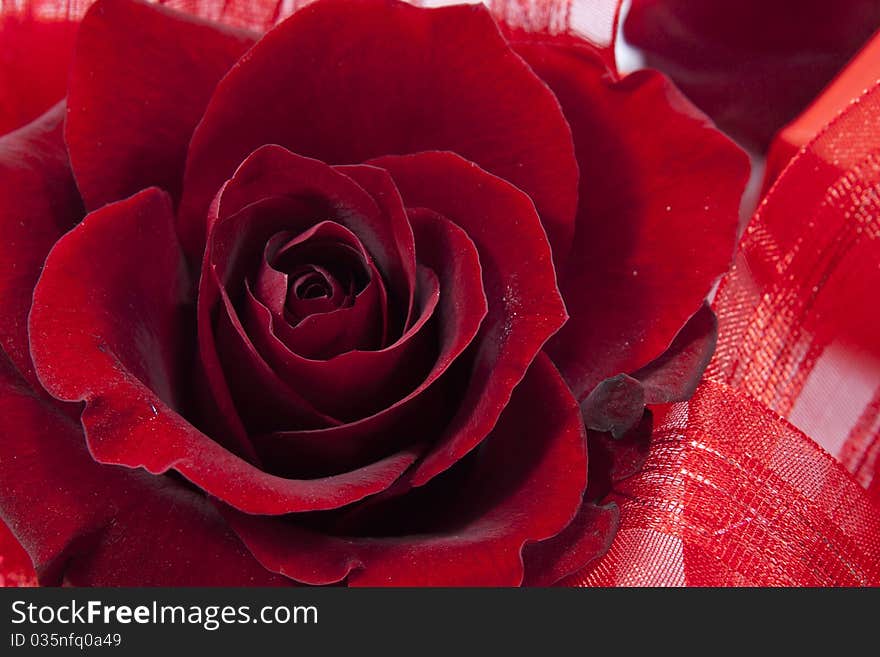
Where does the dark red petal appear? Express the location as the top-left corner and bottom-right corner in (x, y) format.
(30, 188), (194, 428)
(336, 165), (417, 332)
(212, 276), (344, 430)
(210, 146), (414, 313)
(223, 353), (587, 586)
(0, 356), (286, 586)
(584, 410), (654, 501)
(0, 104), (82, 393)
(30, 188), (410, 514)
(253, 233), (295, 315)
(198, 194), (341, 436)
(66, 0), (255, 210)
(240, 274), (398, 423)
(0, 517), (36, 587)
(372, 152), (567, 486)
(522, 501), (619, 587)
(254, 208), (487, 473)
(250, 220), (387, 356)
(515, 44), (749, 400)
(0, 8), (78, 136)
(584, 304), (716, 440)
(180, 0), (577, 263)
(625, 0), (880, 151)
(261, 276), (383, 359)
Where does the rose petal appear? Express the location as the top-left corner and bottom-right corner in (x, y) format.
(199, 194), (341, 435)
(584, 410), (654, 501)
(180, 0), (577, 263)
(336, 164), (417, 333)
(30, 188), (413, 514)
(239, 269), (411, 423)
(583, 303), (718, 440)
(0, 103), (82, 393)
(515, 43), (749, 400)
(522, 501), (620, 586)
(634, 301), (718, 404)
(212, 275), (345, 430)
(372, 151), (568, 486)
(66, 0), (255, 210)
(251, 220), (387, 355)
(223, 353), (587, 586)
(0, 355), (286, 586)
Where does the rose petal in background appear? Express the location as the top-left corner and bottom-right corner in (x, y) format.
(515, 43), (748, 401)
(0, 5), (78, 137)
(0, 517), (36, 587)
(625, 0), (880, 152)
(66, 0), (255, 211)
(180, 0), (577, 265)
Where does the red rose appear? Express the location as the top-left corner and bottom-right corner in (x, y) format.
(0, 0), (747, 585)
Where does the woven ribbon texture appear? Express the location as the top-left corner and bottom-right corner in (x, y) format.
(572, 81), (880, 586)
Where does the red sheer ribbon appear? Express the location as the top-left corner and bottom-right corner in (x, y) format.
(569, 78), (880, 586)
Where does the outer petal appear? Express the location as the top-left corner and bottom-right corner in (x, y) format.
(180, 0), (577, 263)
(29, 188), (413, 514)
(223, 353), (587, 586)
(66, 0), (255, 210)
(0, 355), (286, 586)
(0, 103), (82, 392)
(625, 0), (880, 151)
(515, 43), (749, 400)
(372, 151), (568, 486)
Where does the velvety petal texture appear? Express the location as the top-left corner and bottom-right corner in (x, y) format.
(371, 151), (568, 485)
(66, 0), (256, 209)
(180, 0), (578, 262)
(0, 5), (78, 137)
(0, 356), (288, 586)
(30, 187), (419, 515)
(223, 354), (587, 586)
(0, 104), (82, 392)
(514, 42), (749, 401)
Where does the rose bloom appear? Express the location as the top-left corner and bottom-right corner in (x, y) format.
(0, 0), (749, 585)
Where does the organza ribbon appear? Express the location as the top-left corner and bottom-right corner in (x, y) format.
(570, 69), (880, 586)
